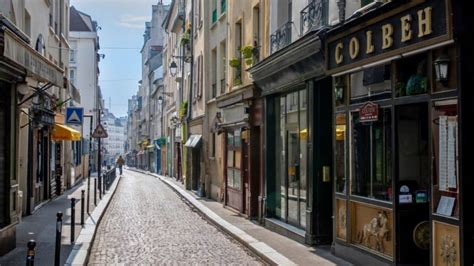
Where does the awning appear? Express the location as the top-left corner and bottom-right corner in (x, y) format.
(52, 124), (81, 141)
(184, 135), (202, 148)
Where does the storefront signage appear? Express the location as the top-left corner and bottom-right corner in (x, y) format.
(327, 0), (451, 73)
(360, 102), (379, 122)
(2, 29), (64, 87)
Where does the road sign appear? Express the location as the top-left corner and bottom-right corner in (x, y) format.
(92, 124), (108, 138)
(65, 107), (84, 125)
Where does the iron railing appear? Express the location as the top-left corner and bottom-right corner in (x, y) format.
(270, 21), (292, 54)
(103, 166), (117, 191)
(300, 0), (327, 36)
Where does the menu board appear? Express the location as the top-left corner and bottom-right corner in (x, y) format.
(438, 116), (458, 191)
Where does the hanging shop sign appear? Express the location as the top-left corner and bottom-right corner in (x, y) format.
(2, 29), (64, 87)
(327, 0), (452, 74)
(360, 102), (379, 123)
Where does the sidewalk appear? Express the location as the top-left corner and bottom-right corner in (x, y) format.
(132, 168), (351, 265)
(0, 175), (107, 266)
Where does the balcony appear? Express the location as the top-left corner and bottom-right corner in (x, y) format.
(300, 0), (327, 36)
(270, 21), (292, 54)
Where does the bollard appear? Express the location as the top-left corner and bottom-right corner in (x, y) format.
(70, 198), (76, 244)
(26, 239), (36, 266)
(54, 212), (63, 266)
(94, 178), (97, 206)
(99, 174), (102, 200)
(81, 190), (85, 227)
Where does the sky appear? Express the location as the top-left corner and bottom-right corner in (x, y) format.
(71, 0), (172, 117)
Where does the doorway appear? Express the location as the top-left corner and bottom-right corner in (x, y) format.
(395, 103), (430, 264)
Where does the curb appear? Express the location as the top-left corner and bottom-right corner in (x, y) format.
(65, 174), (122, 266)
(129, 168), (296, 266)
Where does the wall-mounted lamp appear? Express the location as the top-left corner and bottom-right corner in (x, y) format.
(434, 54), (450, 85)
(169, 60), (178, 77)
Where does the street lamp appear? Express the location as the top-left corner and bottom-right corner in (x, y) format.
(169, 61), (178, 77)
(434, 54), (450, 85)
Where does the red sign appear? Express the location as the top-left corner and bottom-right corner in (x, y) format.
(360, 102), (379, 122)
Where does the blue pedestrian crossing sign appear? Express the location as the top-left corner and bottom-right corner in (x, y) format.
(65, 107), (84, 125)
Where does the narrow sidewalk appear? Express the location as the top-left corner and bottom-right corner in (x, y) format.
(0, 176), (103, 266)
(132, 168), (351, 266)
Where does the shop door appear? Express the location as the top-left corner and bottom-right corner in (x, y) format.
(395, 103), (430, 264)
(35, 130), (50, 206)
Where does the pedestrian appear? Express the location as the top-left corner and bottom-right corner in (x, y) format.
(116, 155), (125, 175)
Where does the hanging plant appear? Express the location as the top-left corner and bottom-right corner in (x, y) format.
(178, 101), (188, 120)
(240, 45), (254, 59)
(229, 58), (241, 68)
(245, 58), (253, 66)
(180, 29), (191, 46)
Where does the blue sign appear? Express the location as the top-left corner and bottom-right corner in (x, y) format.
(65, 107), (84, 125)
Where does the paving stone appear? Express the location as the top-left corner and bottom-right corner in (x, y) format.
(88, 170), (263, 265)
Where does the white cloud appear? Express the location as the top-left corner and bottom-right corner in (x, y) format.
(118, 15), (150, 29)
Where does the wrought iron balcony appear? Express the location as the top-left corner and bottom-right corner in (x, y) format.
(300, 0), (328, 36)
(270, 21), (292, 54)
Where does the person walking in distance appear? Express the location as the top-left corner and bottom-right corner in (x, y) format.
(116, 155), (125, 175)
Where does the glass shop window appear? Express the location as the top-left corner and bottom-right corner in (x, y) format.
(394, 53), (429, 97)
(350, 64), (391, 101)
(335, 113), (347, 193)
(334, 75), (348, 107)
(351, 108), (392, 202)
(227, 130), (242, 190)
(431, 100), (459, 218)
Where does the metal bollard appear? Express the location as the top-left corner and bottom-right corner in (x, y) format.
(94, 178), (97, 206)
(26, 239), (36, 266)
(81, 190), (85, 227)
(54, 212), (63, 266)
(99, 174), (102, 200)
(70, 198), (76, 244)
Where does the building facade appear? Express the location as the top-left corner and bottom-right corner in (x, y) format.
(1, 0), (74, 254)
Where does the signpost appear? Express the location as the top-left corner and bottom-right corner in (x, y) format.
(65, 107), (84, 125)
(92, 122), (108, 198)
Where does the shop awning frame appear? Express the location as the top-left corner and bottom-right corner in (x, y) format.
(184, 135), (202, 148)
(52, 123), (81, 141)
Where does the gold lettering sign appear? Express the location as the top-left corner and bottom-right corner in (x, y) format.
(335, 42), (343, 64)
(366, 31), (375, 54)
(418, 7), (433, 37)
(328, 2), (450, 71)
(349, 37), (360, 59)
(400, 14), (413, 42)
(382, 24), (394, 49)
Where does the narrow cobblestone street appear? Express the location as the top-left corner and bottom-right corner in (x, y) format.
(88, 169), (263, 265)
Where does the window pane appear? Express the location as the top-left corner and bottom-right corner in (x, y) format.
(299, 89), (308, 228)
(351, 108), (392, 202)
(276, 96), (286, 220)
(227, 150), (234, 167)
(234, 150), (241, 169)
(234, 169), (241, 189)
(227, 132), (234, 147)
(227, 168), (234, 188)
(335, 113), (347, 193)
(234, 129), (241, 147)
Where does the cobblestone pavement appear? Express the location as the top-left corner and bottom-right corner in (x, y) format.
(88, 170), (263, 265)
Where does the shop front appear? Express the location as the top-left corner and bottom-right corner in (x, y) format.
(216, 85), (262, 219)
(250, 29), (332, 245)
(327, 0), (467, 264)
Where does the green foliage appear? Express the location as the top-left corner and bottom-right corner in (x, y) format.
(179, 101), (188, 120)
(233, 78), (242, 86)
(229, 58), (240, 68)
(180, 29), (191, 46)
(245, 58), (253, 66)
(240, 45), (254, 59)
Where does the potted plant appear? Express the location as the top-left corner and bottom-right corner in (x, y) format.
(180, 28), (190, 46)
(229, 58), (241, 68)
(240, 45), (254, 59)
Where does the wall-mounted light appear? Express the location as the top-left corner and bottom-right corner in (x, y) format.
(169, 60), (178, 77)
(434, 54), (450, 85)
